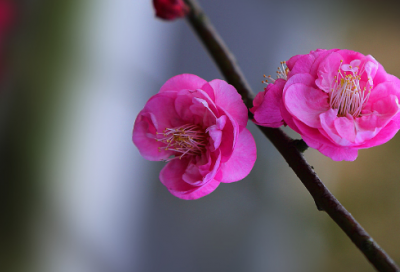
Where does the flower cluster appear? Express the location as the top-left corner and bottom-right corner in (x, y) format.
(252, 49), (400, 161)
(133, 74), (256, 199)
(133, 49), (400, 199)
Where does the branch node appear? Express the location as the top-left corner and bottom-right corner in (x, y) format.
(314, 199), (325, 211)
(292, 139), (308, 153)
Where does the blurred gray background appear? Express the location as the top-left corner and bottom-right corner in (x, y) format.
(2, 0), (400, 271)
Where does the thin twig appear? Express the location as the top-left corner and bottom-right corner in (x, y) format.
(183, 0), (400, 271)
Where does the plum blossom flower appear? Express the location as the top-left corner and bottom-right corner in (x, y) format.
(251, 49), (400, 161)
(133, 74), (257, 199)
(153, 0), (189, 20)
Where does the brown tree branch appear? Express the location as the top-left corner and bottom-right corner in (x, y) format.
(183, 0), (400, 271)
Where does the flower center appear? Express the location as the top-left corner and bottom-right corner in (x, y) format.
(157, 124), (207, 161)
(262, 61), (288, 85)
(330, 60), (372, 117)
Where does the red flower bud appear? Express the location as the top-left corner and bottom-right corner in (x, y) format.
(153, 0), (189, 21)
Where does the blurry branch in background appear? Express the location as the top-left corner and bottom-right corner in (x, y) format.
(183, 0), (399, 271)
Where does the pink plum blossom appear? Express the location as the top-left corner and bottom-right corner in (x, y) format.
(153, 0), (189, 20)
(251, 49), (400, 161)
(133, 74), (257, 199)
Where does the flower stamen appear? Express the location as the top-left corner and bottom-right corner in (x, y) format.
(262, 61), (288, 85)
(156, 124), (207, 161)
(330, 59), (372, 117)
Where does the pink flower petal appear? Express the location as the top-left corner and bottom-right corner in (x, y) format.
(217, 108), (239, 163)
(341, 59), (361, 73)
(206, 115), (227, 151)
(367, 81), (400, 106)
(288, 53), (316, 77)
(334, 116), (356, 143)
(133, 111), (173, 161)
(183, 150), (221, 186)
(280, 103), (300, 133)
(174, 89), (218, 127)
(215, 128), (256, 183)
(286, 53), (305, 71)
(358, 119), (400, 148)
(318, 144), (359, 161)
(182, 159), (204, 186)
(250, 89), (265, 113)
(132, 92), (184, 161)
(363, 95), (399, 127)
(199, 81), (216, 101)
(302, 134), (358, 161)
(253, 79), (285, 127)
(391, 111), (400, 128)
(143, 91), (183, 130)
(160, 158), (221, 200)
(285, 73), (315, 88)
(288, 49), (337, 79)
(372, 64), (391, 86)
(319, 109), (353, 146)
(208, 79), (248, 129)
(280, 73), (315, 133)
(284, 83), (329, 128)
(159, 74), (207, 93)
(364, 59), (378, 85)
(336, 49), (365, 65)
(199, 150), (222, 183)
(354, 121), (379, 144)
(189, 97), (217, 127)
(160, 158), (193, 191)
(354, 94), (400, 143)
(180, 179), (220, 200)
(207, 127), (222, 151)
(315, 52), (342, 92)
(293, 117), (338, 147)
(310, 49), (339, 79)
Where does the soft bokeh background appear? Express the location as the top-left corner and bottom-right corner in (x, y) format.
(2, 0), (400, 271)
